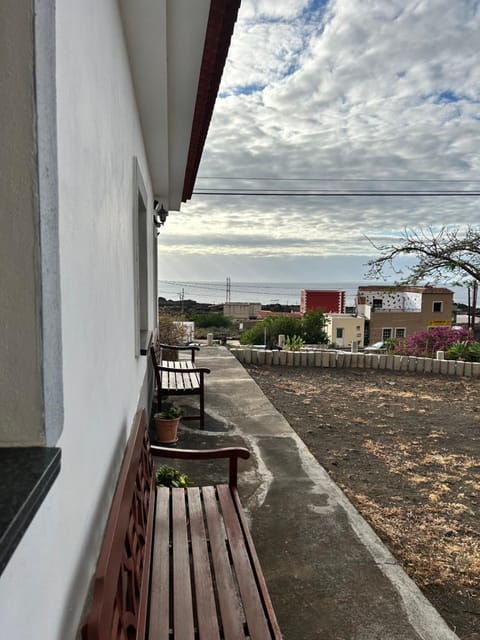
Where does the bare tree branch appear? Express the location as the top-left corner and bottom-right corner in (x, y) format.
(365, 225), (480, 286)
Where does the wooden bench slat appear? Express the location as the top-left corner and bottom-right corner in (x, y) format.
(160, 367), (199, 392)
(172, 488), (195, 638)
(217, 485), (272, 640)
(231, 490), (283, 639)
(149, 489), (171, 640)
(188, 487), (221, 640)
(203, 486), (246, 640)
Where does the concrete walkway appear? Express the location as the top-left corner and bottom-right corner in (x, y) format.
(173, 345), (459, 640)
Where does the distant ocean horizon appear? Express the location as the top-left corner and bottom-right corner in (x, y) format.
(158, 280), (471, 307)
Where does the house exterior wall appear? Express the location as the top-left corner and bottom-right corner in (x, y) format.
(224, 302), (261, 320)
(326, 315), (365, 347)
(301, 289), (346, 314)
(358, 289), (422, 311)
(368, 292), (453, 344)
(0, 1), (157, 638)
(0, 0), (45, 445)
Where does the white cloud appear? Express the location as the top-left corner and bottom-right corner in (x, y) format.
(161, 0), (480, 283)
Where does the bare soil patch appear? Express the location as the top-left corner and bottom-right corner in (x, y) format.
(246, 364), (480, 640)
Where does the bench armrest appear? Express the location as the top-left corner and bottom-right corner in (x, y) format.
(150, 445), (250, 488)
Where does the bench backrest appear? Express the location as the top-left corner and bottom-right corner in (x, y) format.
(82, 410), (154, 640)
(150, 328), (162, 362)
(150, 331), (164, 395)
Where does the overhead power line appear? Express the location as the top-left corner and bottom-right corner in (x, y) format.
(194, 176), (480, 196)
(197, 176), (480, 183)
(193, 189), (480, 197)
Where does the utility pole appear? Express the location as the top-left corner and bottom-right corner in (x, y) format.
(226, 277), (231, 303)
(472, 281), (478, 332)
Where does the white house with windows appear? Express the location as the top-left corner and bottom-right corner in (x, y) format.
(0, 1), (240, 638)
(357, 285), (454, 345)
(325, 314), (365, 348)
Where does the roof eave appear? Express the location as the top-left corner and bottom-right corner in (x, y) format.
(181, 0), (241, 203)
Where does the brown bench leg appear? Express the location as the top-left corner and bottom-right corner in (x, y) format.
(199, 375), (205, 429)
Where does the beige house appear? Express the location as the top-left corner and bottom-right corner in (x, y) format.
(357, 286), (454, 345)
(326, 314), (365, 348)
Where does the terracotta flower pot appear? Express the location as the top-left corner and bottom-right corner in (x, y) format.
(154, 416), (180, 444)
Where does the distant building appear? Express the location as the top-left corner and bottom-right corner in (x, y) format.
(326, 314), (365, 348)
(357, 286), (454, 345)
(224, 302), (261, 320)
(300, 290), (346, 314)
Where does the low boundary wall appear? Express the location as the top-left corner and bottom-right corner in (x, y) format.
(230, 348), (480, 378)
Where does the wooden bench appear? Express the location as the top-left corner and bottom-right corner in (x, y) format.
(150, 330), (211, 428)
(82, 409), (282, 639)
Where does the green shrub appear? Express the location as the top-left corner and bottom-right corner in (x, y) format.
(302, 310), (328, 344)
(240, 316), (303, 347)
(188, 312), (232, 329)
(446, 340), (471, 361)
(469, 342), (480, 362)
(284, 335), (304, 350)
(446, 340), (480, 362)
(239, 312), (328, 347)
(158, 311), (186, 344)
(383, 337), (399, 354)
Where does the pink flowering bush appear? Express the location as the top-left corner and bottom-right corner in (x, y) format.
(394, 326), (471, 358)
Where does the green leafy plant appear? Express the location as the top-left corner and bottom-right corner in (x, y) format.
(301, 310), (328, 344)
(284, 335), (304, 350)
(240, 316), (303, 347)
(188, 311), (232, 329)
(468, 342), (480, 362)
(446, 340), (480, 362)
(239, 312), (328, 347)
(155, 465), (191, 488)
(446, 340), (471, 361)
(154, 405), (184, 420)
(383, 337), (399, 354)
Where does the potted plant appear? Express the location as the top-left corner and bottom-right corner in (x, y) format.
(153, 405), (184, 444)
(155, 465), (191, 488)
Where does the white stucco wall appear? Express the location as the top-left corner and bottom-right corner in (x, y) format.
(0, 0), (45, 444)
(362, 290), (422, 311)
(0, 1), (157, 637)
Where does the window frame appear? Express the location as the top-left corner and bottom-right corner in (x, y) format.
(132, 158), (150, 357)
(382, 327), (393, 341)
(432, 301), (443, 313)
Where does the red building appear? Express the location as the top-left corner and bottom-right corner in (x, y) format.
(300, 289), (346, 314)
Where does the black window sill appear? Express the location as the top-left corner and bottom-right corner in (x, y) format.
(0, 447), (61, 575)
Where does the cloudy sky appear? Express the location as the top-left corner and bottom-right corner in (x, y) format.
(159, 0), (479, 294)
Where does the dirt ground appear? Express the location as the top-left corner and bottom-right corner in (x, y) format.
(245, 364), (480, 640)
